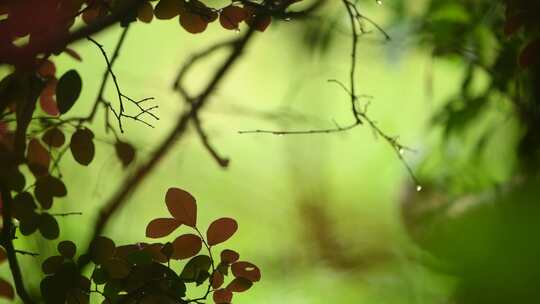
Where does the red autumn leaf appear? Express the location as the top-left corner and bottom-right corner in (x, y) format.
(171, 233), (202, 260)
(137, 2), (154, 23)
(27, 138), (50, 175)
(165, 187), (197, 227)
(226, 277), (252, 293)
(219, 6), (247, 30)
(231, 261), (261, 282)
(82, 7), (100, 24)
(206, 217), (238, 246)
(213, 288), (232, 304)
(146, 218), (181, 238)
(179, 11), (208, 34)
(38, 60), (56, 78)
(154, 0), (181, 20)
(220, 249), (239, 264)
(519, 39), (540, 68)
(0, 278), (14, 300)
(244, 6), (271, 32)
(0, 247), (6, 264)
(39, 79), (59, 116)
(210, 271), (224, 289)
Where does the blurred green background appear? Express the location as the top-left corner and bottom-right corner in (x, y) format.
(5, 0), (535, 303)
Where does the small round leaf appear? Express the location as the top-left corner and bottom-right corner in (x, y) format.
(56, 70), (82, 114)
(226, 277), (252, 293)
(207, 218), (238, 246)
(213, 288), (232, 304)
(171, 234), (202, 260)
(70, 128), (95, 166)
(39, 213), (60, 240)
(165, 187), (197, 227)
(145, 218), (181, 238)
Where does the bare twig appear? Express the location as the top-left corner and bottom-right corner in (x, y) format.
(87, 30), (158, 133)
(79, 26), (258, 272)
(238, 0), (420, 186)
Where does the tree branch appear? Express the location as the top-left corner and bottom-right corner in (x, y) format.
(0, 187), (35, 304)
(78, 26), (258, 272)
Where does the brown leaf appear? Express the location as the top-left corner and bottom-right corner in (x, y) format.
(231, 261), (261, 282)
(213, 288), (232, 304)
(226, 277), (252, 293)
(154, 0), (181, 20)
(206, 218), (238, 246)
(220, 249), (239, 264)
(171, 234), (202, 260)
(0, 247), (6, 264)
(138, 1), (154, 23)
(103, 257), (131, 279)
(165, 187), (197, 227)
(70, 128), (95, 166)
(219, 6), (247, 30)
(179, 11), (208, 34)
(58, 240), (76, 258)
(115, 141), (136, 168)
(146, 218), (181, 238)
(27, 138), (50, 176)
(0, 278), (14, 300)
(43, 128), (65, 148)
(91, 236), (116, 265)
(210, 271), (224, 289)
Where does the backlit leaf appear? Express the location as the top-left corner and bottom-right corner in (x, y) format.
(231, 261), (261, 282)
(70, 128), (95, 166)
(27, 138), (50, 176)
(138, 2), (154, 23)
(146, 218), (181, 238)
(91, 236), (116, 265)
(207, 218), (238, 246)
(165, 187), (197, 227)
(219, 6), (247, 30)
(213, 288), (232, 304)
(39, 212), (60, 240)
(0, 248), (6, 264)
(58, 240), (76, 258)
(43, 128), (65, 148)
(103, 258), (131, 279)
(179, 11), (208, 34)
(180, 255), (211, 283)
(115, 141), (136, 168)
(226, 277), (252, 293)
(220, 249), (239, 264)
(210, 271), (224, 289)
(56, 69), (82, 114)
(0, 278), (14, 300)
(42, 255), (64, 274)
(171, 234), (202, 260)
(154, 0), (180, 20)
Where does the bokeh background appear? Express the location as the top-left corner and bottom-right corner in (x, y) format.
(5, 0), (537, 303)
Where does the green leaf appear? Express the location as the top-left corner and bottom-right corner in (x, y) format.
(56, 70), (82, 114)
(180, 255), (211, 283)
